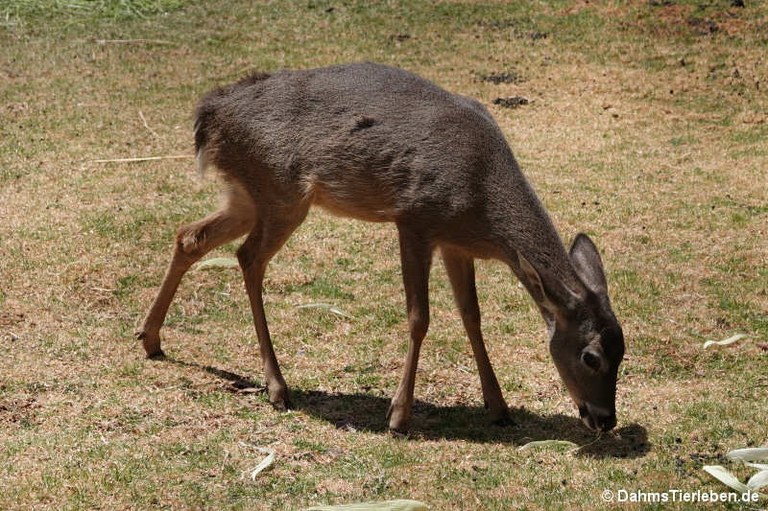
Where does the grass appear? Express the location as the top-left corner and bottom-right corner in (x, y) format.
(1, 0), (767, 509)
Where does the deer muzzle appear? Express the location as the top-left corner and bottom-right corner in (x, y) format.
(579, 403), (616, 432)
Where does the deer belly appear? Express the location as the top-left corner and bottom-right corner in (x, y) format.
(305, 179), (399, 223)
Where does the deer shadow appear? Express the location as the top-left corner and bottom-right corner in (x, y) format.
(160, 356), (650, 459)
(289, 388), (649, 459)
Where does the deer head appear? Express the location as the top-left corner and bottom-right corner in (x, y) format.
(520, 234), (625, 432)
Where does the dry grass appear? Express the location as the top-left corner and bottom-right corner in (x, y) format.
(1, 1), (767, 509)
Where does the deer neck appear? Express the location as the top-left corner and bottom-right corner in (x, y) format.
(487, 174), (587, 326)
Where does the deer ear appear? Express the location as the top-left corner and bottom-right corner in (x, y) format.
(569, 233), (608, 296)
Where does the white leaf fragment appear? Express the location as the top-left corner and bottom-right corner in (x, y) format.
(194, 257), (239, 270)
(703, 465), (750, 493)
(702, 333), (748, 349)
(518, 440), (579, 451)
(727, 448), (768, 462)
(296, 302), (351, 318)
(747, 470), (768, 491)
(243, 446), (275, 480)
(304, 500), (429, 511)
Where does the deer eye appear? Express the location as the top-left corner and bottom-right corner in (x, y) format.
(580, 350), (602, 372)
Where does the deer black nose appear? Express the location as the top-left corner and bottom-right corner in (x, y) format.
(596, 413), (617, 432)
(579, 404), (616, 432)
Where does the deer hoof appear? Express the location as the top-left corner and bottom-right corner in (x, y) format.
(270, 399), (293, 412)
(147, 350), (166, 360)
(136, 331), (164, 359)
(267, 386), (292, 411)
(386, 404), (411, 434)
(388, 426), (409, 438)
(489, 407), (513, 427)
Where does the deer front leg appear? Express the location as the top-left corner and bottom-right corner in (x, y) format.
(441, 247), (511, 425)
(236, 210), (306, 411)
(387, 225), (433, 433)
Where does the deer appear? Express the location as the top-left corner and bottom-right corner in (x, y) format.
(136, 62), (625, 434)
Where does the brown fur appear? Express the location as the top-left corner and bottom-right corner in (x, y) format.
(138, 62), (624, 432)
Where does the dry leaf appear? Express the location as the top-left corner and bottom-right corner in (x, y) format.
(304, 500), (428, 511)
(702, 333), (748, 349)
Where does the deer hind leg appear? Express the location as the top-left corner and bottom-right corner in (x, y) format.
(387, 224), (433, 433)
(236, 205), (309, 411)
(137, 185), (256, 357)
(441, 246), (511, 425)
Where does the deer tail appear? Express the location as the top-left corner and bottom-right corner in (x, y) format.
(193, 109), (211, 178)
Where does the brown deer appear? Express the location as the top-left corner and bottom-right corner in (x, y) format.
(137, 62), (624, 433)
